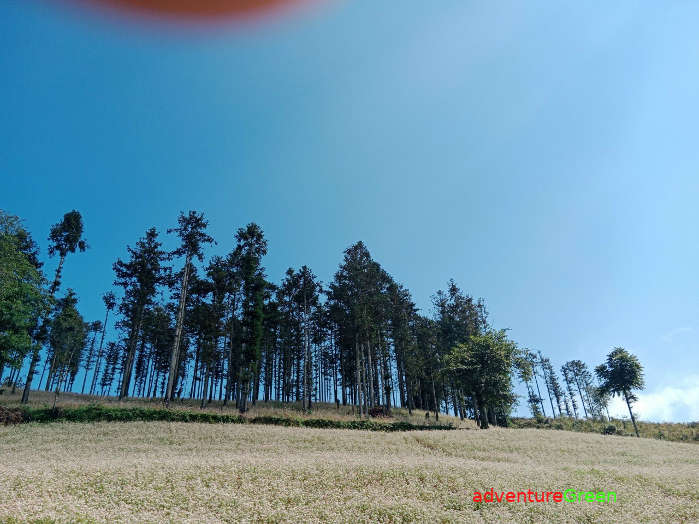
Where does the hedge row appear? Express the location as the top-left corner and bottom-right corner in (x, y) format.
(10, 405), (454, 432)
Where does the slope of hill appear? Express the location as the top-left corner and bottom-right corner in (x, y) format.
(1, 419), (697, 522)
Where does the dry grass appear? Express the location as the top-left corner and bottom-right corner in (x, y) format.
(0, 389), (473, 428)
(1, 421), (697, 523)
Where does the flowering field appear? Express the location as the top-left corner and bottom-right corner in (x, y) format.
(1, 422), (697, 523)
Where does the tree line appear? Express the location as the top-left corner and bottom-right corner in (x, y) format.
(0, 209), (645, 432)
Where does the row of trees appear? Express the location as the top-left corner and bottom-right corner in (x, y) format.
(0, 209), (645, 432)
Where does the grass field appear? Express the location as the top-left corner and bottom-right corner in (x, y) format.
(1, 419), (698, 522)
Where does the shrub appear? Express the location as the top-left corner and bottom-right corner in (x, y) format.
(603, 424), (617, 435)
(369, 406), (390, 418)
(0, 406), (25, 425)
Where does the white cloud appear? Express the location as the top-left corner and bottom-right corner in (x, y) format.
(661, 326), (693, 342)
(607, 375), (699, 422)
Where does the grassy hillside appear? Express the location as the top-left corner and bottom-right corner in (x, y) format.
(0, 390), (472, 428)
(510, 416), (699, 444)
(2, 390), (696, 442)
(1, 421), (697, 523)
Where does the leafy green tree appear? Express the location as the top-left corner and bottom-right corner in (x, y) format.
(0, 213), (55, 403)
(0, 211), (52, 403)
(0, 210), (42, 269)
(0, 232), (51, 381)
(165, 211), (215, 406)
(444, 330), (517, 429)
(595, 347), (645, 437)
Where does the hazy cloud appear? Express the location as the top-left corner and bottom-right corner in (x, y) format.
(608, 375), (699, 422)
(661, 326), (693, 342)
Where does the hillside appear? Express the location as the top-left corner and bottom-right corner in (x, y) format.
(1, 419), (697, 522)
(0, 390), (470, 429)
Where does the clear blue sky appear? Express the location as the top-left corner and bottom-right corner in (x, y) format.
(3, 0), (698, 421)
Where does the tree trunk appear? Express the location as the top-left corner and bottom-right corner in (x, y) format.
(474, 392), (488, 429)
(623, 390), (640, 437)
(573, 375), (589, 418)
(431, 376), (439, 421)
(80, 331), (98, 394)
(90, 308), (110, 396)
(165, 254), (192, 406)
(543, 371), (557, 418)
(49, 254), (66, 296)
(533, 371), (547, 417)
(302, 297), (310, 412)
(355, 339), (362, 416)
(119, 309), (144, 400)
(200, 364), (209, 409)
(21, 347), (41, 403)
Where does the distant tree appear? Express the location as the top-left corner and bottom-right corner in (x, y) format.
(564, 360), (594, 418)
(99, 342), (120, 396)
(89, 292), (117, 396)
(595, 347), (644, 437)
(113, 228), (170, 400)
(165, 211), (215, 406)
(560, 364), (579, 418)
(79, 320), (102, 394)
(387, 282), (416, 413)
(525, 351), (547, 417)
(47, 210), (87, 296)
(537, 352), (557, 417)
(42, 210), (88, 391)
(48, 290), (87, 407)
(540, 355), (565, 417)
(232, 223), (267, 413)
(281, 266), (322, 412)
(513, 352), (540, 418)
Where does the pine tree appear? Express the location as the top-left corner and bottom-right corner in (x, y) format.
(80, 320), (102, 394)
(89, 292), (116, 396)
(164, 211), (215, 406)
(47, 210), (88, 296)
(232, 223), (267, 413)
(113, 228), (169, 400)
(29, 210), (87, 399)
(561, 363), (579, 418)
(47, 289), (87, 406)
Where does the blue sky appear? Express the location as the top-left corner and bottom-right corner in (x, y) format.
(3, 0), (698, 421)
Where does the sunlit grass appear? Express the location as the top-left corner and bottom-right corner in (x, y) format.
(1, 421), (697, 522)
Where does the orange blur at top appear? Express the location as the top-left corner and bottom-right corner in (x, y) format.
(87, 0), (305, 18)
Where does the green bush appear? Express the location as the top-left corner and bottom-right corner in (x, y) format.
(602, 424), (617, 435)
